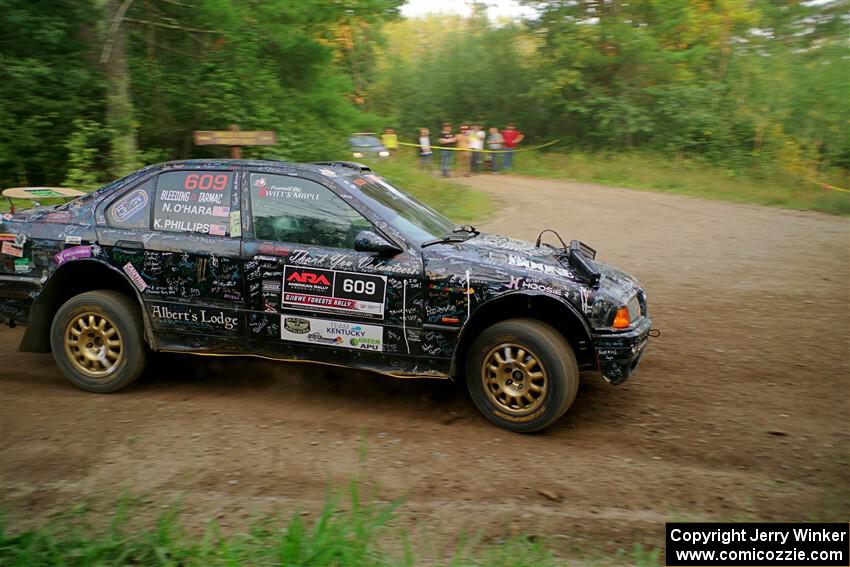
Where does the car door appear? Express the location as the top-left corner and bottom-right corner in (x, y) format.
(96, 167), (246, 350)
(240, 168), (425, 372)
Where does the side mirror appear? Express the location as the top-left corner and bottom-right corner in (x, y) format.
(354, 230), (402, 256)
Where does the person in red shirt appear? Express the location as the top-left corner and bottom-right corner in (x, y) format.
(500, 123), (524, 171)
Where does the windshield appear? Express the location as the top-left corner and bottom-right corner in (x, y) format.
(349, 136), (382, 147)
(347, 174), (457, 245)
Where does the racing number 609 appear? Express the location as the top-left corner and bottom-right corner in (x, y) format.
(343, 279), (375, 295)
(184, 174), (228, 191)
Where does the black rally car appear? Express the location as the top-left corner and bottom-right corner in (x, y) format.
(0, 160), (652, 432)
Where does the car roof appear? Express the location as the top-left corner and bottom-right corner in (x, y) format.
(156, 158), (328, 172)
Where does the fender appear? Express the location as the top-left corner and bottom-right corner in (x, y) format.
(19, 258), (155, 352)
(449, 289), (596, 378)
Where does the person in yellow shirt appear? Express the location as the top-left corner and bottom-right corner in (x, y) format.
(381, 127), (398, 155)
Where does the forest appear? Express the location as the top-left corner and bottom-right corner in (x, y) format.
(0, 0), (847, 205)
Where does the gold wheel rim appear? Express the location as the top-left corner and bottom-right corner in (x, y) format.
(64, 311), (124, 379)
(481, 343), (548, 416)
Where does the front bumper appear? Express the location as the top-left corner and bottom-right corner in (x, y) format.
(592, 316), (651, 385)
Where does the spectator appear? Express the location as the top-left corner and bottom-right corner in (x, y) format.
(418, 127), (432, 171)
(487, 127), (504, 173)
(456, 124), (471, 176)
(469, 124), (485, 173)
(438, 123), (456, 178)
(381, 127), (398, 155)
(501, 122), (524, 170)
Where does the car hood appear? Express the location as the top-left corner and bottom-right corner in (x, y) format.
(428, 232), (645, 328)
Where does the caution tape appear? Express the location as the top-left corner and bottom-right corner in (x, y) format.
(397, 139), (562, 154)
(804, 177), (850, 193)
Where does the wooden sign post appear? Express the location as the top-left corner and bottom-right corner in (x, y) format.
(193, 125), (277, 158)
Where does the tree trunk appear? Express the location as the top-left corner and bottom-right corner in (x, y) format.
(103, 0), (138, 175)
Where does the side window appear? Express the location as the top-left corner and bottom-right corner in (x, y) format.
(250, 173), (371, 248)
(106, 179), (154, 229)
(153, 171), (234, 236)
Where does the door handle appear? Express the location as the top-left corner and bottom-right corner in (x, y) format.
(114, 240), (144, 250)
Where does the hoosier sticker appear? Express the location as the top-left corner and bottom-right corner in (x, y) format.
(282, 266), (386, 319)
(280, 316), (383, 351)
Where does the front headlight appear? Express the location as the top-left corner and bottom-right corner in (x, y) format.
(378, 150), (390, 157)
(626, 295), (640, 321)
(613, 295), (641, 329)
(352, 152), (364, 158)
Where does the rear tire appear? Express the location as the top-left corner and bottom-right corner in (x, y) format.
(50, 290), (146, 393)
(465, 318), (579, 433)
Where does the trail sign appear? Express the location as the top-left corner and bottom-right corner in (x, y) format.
(193, 125), (277, 158)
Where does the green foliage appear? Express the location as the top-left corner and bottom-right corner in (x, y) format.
(0, 485), (564, 566)
(62, 119), (105, 190)
(369, 1), (849, 185)
(0, 0), (846, 212)
(0, 0), (104, 188)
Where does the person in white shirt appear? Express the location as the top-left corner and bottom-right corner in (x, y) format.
(487, 127), (504, 173)
(469, 124), (485, 173)
(418, 127), (432, 171)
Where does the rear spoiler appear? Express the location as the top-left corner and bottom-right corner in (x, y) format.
(2, 187), (85, 213)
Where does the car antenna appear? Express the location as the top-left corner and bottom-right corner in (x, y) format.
(535, 229), (568, 251)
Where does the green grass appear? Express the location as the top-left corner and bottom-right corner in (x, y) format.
(1, 197), (70, 214)
(512, 151), (850, 215)
(0, 484), (569, 567)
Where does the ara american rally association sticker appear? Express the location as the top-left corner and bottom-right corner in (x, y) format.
(280, 316), (383, 351)
(282, 266), (386, 319)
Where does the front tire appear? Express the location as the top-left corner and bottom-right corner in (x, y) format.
(50, 290), (146, 393)
(466, 318), (579, 433)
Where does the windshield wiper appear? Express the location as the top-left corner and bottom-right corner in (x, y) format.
(421, 233), (474, 248)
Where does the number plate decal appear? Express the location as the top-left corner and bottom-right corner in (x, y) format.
(282, 266), (386, 319)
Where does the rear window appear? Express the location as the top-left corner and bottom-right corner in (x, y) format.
(349, 136), (381, 147)
(153, 171), (234, 236)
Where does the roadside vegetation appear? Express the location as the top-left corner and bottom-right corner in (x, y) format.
(0, 483), (661, 566)
(511, 151), (850, 216)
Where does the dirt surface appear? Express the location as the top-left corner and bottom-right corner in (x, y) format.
(1, 175), (848, 559)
